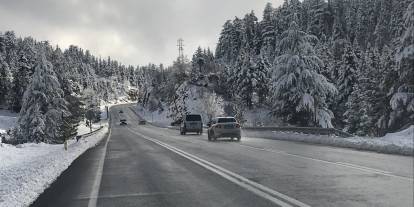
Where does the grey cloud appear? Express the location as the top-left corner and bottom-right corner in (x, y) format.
(0, 0), (282, 66)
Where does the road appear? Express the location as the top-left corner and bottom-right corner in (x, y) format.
(32, 104), (414, 207)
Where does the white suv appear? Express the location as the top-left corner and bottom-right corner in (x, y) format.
(207, 117), (241, 141)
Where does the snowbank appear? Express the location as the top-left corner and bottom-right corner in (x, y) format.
(0, 110), (18, 134)
(243, 126), (414, 156)
(0, 124), (108, 207)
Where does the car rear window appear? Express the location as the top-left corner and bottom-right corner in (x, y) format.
(217, 118), (236, 123)
(186, 115), (201, 121)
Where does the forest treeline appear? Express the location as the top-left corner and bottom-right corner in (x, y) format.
(0, 0), (413, 144)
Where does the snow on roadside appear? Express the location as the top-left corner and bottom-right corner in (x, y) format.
(0, 110), (18, 134)
(0, 123), (108, 207)
(243, 126), (414, 156)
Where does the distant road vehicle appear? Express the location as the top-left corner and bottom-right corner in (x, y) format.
(170, 119), (182, 126)
(207, 117), (241, 141)
(180, 114), (203, 135)
(120, 119), (127, 125)
(138, 120), (146, 125)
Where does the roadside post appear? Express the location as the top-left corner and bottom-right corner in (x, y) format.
(106, 106), (109, 119)
(64, 138), (68, 151)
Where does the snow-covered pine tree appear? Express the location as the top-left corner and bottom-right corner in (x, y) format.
(215, 20), (235, 63)
(83, 88), (100, 124)
(191, 47), (205, 81)
(15, 50), (67, 143)
(260, 3), (276, 61)
(343, 83), (363, 135)
(355, 0), (370, 50)
(9, 37), (36, 112)
(271, 14), (337, 128)
(330, 42), (359, 127)
(254, 53), (271, 105)
(389, 1), (414, 130)
(374, 46), (397, 135)
(234, 47), (255, 108)
(344, 46), (383, 135)
(0, 52), (12, 106)
(374, 0), (393, 50)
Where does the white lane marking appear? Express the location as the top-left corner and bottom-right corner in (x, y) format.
(238, 144), (413, 182)
(127, 128), (311, 207)
(79, 191), (185, 200)
(334, 162), (392, 174)
(88, 127), (112, 207)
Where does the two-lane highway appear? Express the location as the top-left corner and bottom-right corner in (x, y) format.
(32, 104), (414, 207)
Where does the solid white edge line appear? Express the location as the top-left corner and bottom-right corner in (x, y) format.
(128, 128), (311, 207)
(88, 126), (112, 207)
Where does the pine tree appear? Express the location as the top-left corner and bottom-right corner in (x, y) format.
(191, 47), (205, 81)
(355, 0), (370, 50)
(234, 48), (255, 108)
(260, 3), (276, 60)
(0, 52), (11, 106)
(332, 43), (359, 127)
(374, 0), (393, 50)
(15, 50), (67, 143)
(389, 1), (414, 130)
(271, 14), (337, 127)
(10, 38), (36, 112)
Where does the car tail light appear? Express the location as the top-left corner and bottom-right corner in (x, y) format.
(236, 124), (240, 128)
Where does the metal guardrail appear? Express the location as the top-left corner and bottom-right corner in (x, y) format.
(80, 126), (105, 139)
(242, 126), (353, 138)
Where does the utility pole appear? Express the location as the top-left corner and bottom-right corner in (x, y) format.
(177, 38), (185, 63)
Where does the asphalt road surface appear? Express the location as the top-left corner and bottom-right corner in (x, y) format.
(32, 104), (414, 207)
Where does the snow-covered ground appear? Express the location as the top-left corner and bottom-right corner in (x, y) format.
(0, 99), (135, 207)
(0, 110), (18, 134)
(0, 124), (108, 207)
(243, 126), (414, 156)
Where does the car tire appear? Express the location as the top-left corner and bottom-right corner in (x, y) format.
(208, 132), (212, 141)
(237, 136), (241, 141)
(210, 132), (216, 141)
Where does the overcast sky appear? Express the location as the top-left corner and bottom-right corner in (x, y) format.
(0, 0), (283, 66)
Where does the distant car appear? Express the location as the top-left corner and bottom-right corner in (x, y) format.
(138, 120), (146, 125)
(171, 119), (182, 126)
(120, 119), (127, 125)
(180, 114), (203, 135)
(207, 117), (241, 141)
(119, 110), (124, 113)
